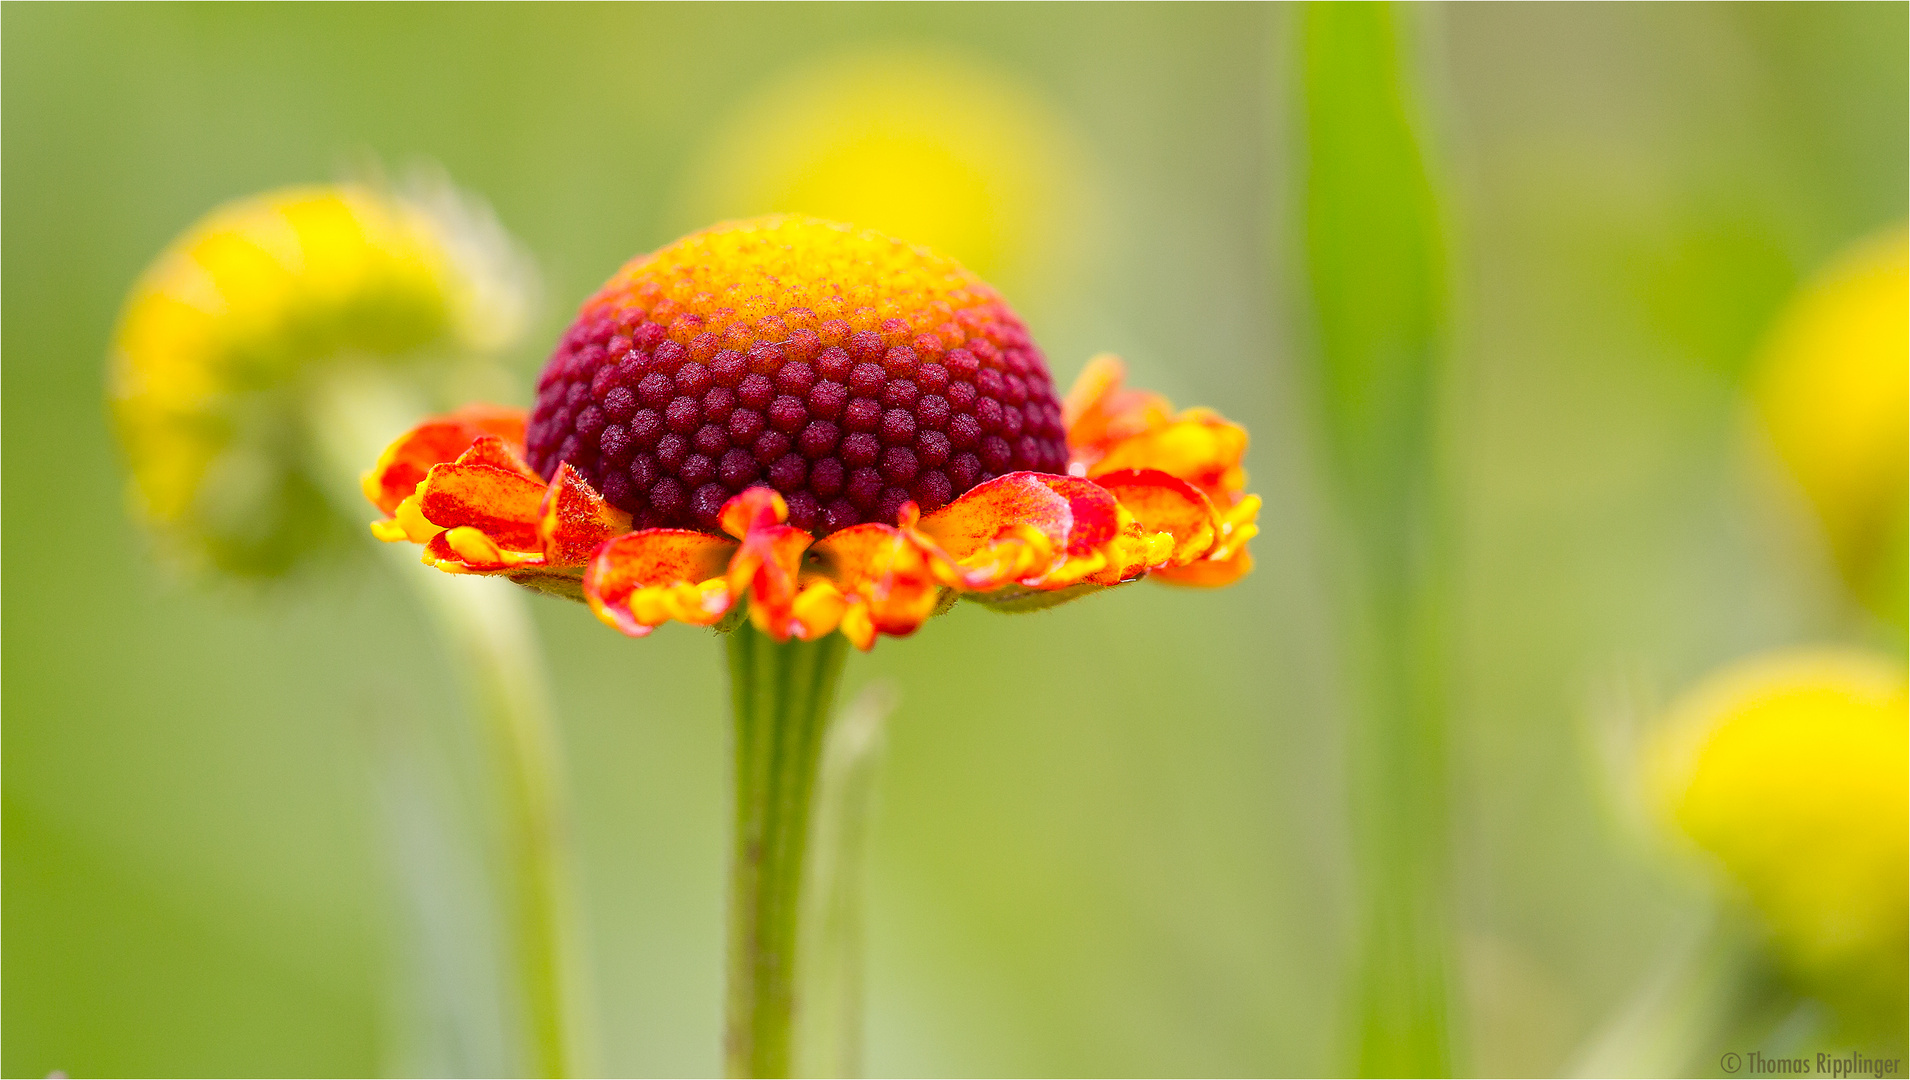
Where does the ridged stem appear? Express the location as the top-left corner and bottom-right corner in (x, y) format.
(723, 625), (851, 1079)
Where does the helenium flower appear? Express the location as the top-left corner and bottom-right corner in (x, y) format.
(363, 213), (1258, 1077)
(366, 215), (1258, 649)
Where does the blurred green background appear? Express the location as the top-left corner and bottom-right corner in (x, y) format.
(4, 3), (1903, 1076)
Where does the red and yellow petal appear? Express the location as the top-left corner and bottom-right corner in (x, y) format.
(915, 471), (1128, 591)
(452, 433), (540, 480)
(583, 529), (738, 637)
(539, 463), (633, 565)
(366, 410), (544, 562)
(1088, 410), (1248, 509)
(412, 452), (547, 555)
(804, 522), (947, 650)
(424, 525), (550, 574)
(1057, 355), (1257, 590)
(719, 487), (816, 640)
(1064, 354), (1175, 468)
(1092, 468), (1219, 569)
(1152, 545), (1254, 587)
(1212, 494), (1260, 561)
(1061, 355), (1251, 510)
(1152, 493), (1260, 587)
(362, 405), (528, 515)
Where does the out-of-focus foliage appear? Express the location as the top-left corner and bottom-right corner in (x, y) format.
(1751, 228), (1909, 628)
(1298, 4), (1455, 1076)
(1301, 3), (1446, 516)
(1646, 648), (1907, 1027)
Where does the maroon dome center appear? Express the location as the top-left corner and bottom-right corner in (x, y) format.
(525, 316), (1070, 535)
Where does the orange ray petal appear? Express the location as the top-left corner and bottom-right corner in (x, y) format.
(1063, 354), (1175, 469)
(415, 458), (547, 553)
(1152, 546), (1254, 587)
(789, 580), (852, 644)
(1059, 357), (1251, 510)
(362, 405), (528, 515)
(424, 525), (550, 573)
(1092, 468), (1220, 569)
(1087, 410), (1249, 509)
(539, 463), (634, 566)
(454, 433), (540, 480)
(718, 487), (815, 640)
(1150, 493), (1260, 587)
(584, 529), (738, 637)
(916, 471), (1126, 591)
(807, 522), (948, 649)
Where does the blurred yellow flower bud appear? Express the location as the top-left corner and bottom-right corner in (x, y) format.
(675, 52), (1101, 302)
(1644, 648), (1907, 1015)
(109, 181), (532, 576)
(1752, 227), (1908, 626)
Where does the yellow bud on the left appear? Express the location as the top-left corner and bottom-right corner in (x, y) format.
(110, 184), (528, 577)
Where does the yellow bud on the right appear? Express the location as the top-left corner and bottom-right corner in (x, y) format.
(1753, 227), (1908, 624)
(1645, 648), (1908, 1015)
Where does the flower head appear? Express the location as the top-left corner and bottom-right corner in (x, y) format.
(1643, 648), (1907, 1004)
(368, 216), (1257, 648)
(112, 182), (531, 576)
(527, 216), (1069, 533)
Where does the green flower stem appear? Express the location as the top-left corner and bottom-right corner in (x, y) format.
(403, 568), (592, 1078)
(1570, 913), (1752, 1078)
(309, 371), (593, 1078)
(794, 680), (897, 1079)
(724, 625), (851, 1079)
(1299, 4), (1459, 1074)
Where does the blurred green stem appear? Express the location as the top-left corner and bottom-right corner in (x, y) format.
(795, 680), (898, 1079)
(1570, 914), (1751, 1078)
(310, 371), (593, 1078)
(400, 564), (591, 1079)
(1299, 3), (1458, 1075)
(724, 625), (850, 1079)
